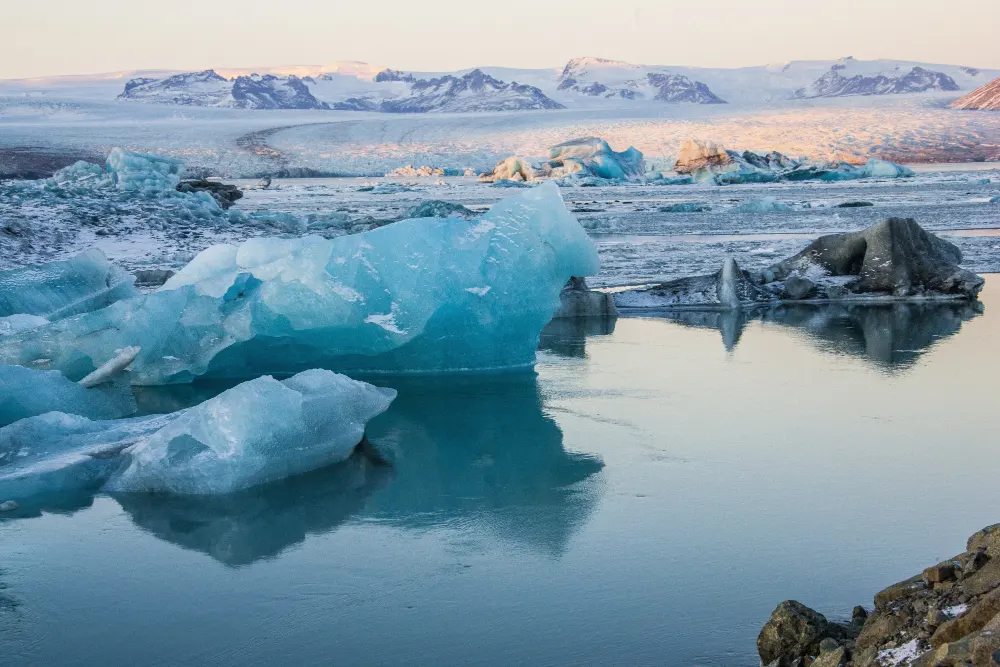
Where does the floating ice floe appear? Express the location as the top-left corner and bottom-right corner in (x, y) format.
(0, 370), (396, 502)
(0, 249), (138, 320)
(733, 197), (792, 213)
(0, 183), (599, 384)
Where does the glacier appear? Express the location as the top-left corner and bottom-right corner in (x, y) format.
(0, 249), (138, 320)
(0, 370), (395, 502)
(0, 183), (599, 384)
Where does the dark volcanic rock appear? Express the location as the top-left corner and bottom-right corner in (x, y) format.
(177, 180), (244, 209)
(768, 218), (984, 299)
(551, 277), (618, 320)
(614, 258), (776, 310)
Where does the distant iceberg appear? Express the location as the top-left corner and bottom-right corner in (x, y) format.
(669, 139), (914, 185)
(481, 137), (645, 185)
(0, 183), (599, 384)
(0, 370), (395, 502)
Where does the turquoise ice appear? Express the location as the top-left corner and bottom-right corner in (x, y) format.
(0, 249), (138, 320)
(0, 183), (600, 384)
(0, 370), (395, 501)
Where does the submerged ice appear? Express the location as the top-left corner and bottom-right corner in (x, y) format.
(0, 370), (396, 501)
(1, 183), (599, 384)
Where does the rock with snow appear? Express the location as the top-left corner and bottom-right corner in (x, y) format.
(176, 180), (244, 209)
(614, 258), (775, 311)
(767, 218), (984, 299)
(0, 183), (599, 384)
(550, 277), (617, 320)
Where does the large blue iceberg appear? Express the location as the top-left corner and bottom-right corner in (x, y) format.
(0, 249), (138, 320)
(0, 370), (395, 502)
(0, 183), (599, 384)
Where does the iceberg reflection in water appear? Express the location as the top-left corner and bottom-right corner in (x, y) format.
(647, 301), (983, 367)
(63, 374), (604, 565)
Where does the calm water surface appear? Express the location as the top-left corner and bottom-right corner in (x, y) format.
(1, 279), (998, 667)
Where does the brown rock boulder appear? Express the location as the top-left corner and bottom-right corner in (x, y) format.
(758, 601), (854, 666)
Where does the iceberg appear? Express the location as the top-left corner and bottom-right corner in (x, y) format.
(0, 364), (136, 427)
(0, 249), (138, 320)
(479, 156), (536, 183)
(670, 139), (913, 185)
(0, 183), (599, 384)
(543, 137), (645, 181)
(479, 138), (645, 185)
(0, 370), (396, 502)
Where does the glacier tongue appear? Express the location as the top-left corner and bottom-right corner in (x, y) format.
(0, 182), (599, 384)
(0, 370), (396, 502)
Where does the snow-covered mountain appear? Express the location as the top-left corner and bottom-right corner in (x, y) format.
(950, 77), (1000, 111)
(795, 62), (960, 98)
(116, 67), (562, 113)
(557, 57), (726, 104)
(7, 56), (1000, 115)
(119, 70), (328, 110)
(335, 69), (563, 113)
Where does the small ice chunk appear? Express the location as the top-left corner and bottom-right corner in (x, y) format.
(0, 500), (17, 512)
(78, 347), (141, 388)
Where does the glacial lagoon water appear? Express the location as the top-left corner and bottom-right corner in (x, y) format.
(1, 279), (998, 667)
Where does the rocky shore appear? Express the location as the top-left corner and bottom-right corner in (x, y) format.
(759, 525), (1000, 666)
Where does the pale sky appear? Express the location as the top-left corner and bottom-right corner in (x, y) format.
(4, 0), (999, 79)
